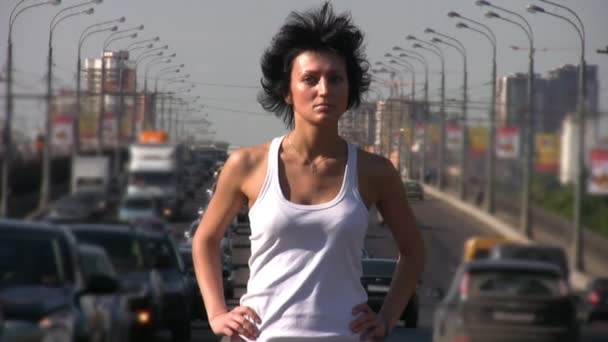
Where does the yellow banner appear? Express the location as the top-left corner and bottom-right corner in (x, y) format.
(535, 133), (560, 173)
(468, 126), (488, 154)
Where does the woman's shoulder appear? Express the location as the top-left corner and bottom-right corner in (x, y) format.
(223, 140), (273, 174)
(355, 147), (396, 177)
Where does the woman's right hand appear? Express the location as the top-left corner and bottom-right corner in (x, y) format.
(209, 306), (262, 340)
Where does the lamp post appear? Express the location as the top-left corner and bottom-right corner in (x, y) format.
(407, 35), (446, 190)
(154, 67), (181, 129)
(2, 0), (61, 217)
(133, 46), (169, 137)
(478, 0), (535, 238)
(98, 25), (143, 152)
(527, 0), (587, 271)
(449, 11), (498, 214)
(392, 47), (430, 183)
(388, 57), (417, 178)
(427, 29), (469, 200)
(76, 17), (124, 158)
(126, 36), (159, 51)
(375, 62), (406, 168)
(40, 2), (98, 209)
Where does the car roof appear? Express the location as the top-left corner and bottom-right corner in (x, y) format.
(0, 218), (69, 236)
(465, 259), (563, 276)
(493, 243), (565, 254)
(62, 222), (137, 235)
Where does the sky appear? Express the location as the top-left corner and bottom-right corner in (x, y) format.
(1, 0), (608, 148)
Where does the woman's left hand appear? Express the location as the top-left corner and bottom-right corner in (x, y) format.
(349, 303), (388, 341)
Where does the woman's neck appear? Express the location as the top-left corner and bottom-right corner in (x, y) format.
(287, 126), (345, 160)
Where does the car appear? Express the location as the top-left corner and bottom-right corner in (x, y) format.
(360, 258), (419, 328)
(118, 194), (162, 222)
(63, 222), (165, 341)
(0, 219), (121, 342)
(78, 244), (131, 342)
(433, 259), (579, 342)
(405, 181), (424, 200)
(581, 277), (608, 324)
(137, 221), (193, 341)
(489, 243), (569, 281)
(463, 236), (512, 262)
(46, 191), (108, 222)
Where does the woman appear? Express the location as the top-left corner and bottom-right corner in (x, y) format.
(192, 3), (425, 341)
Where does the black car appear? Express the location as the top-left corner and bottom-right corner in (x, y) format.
(0, 219), (120, 342)
(46, 191), (108, 222)
(405, 181), (424, 200)
(433, 260), (579, 342)
(581, 277), (608, 324)
(63, 222), (165, 341)
(360, 258), (419, 328)
(136, 219), (192, 341)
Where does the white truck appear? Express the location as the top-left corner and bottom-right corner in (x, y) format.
(127, 143), (185, 220)
(71, 156), (111, 194)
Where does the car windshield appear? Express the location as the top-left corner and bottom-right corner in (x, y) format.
(123, 198), (156, 210)
(130, 172), (175, 186)
(0, 232), (74, 287)
(79, 249), (117, 278)
(72, 231), (145, 275)
(362, 260), (396, 277)
(469, 270), (561, 297)
(143, 235), (180, 270)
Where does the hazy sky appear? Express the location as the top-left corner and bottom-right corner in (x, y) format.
(2, 0), (607, 147)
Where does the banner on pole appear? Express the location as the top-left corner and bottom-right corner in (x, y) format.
(446, 124), (463, 152)
(496, 126), (519, 159)
(468, 126), (488, 155)
(588, 148), (608, 195)
(535, 133), (560, 173)
(51, 115), (73, 151)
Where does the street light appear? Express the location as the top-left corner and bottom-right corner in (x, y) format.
(392, 47), (431, 183)
(40, 1), (98, 209)
(154, 66), (182, 129)
(427, 29), (469, 200)
(478, 0), (536, 238)
(527, 0), (587, 271)
(408, 35), (447, 190)
(449, 10), (499, 214)
(2, 0), (61, 217)
(126, 36), (159, 50)
(132, 46), (169, 137)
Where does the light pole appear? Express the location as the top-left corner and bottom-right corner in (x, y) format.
(154, 67), (181, 129)
(388, 57), (417, 179)
(527, 1), (587, 271)
(408, 35), (446, 190)
(147, 62), (181, 128)
(427, 29), (469, 200)
(126, 36), (159, 51)
(392, 47), (430, 183)
(375, 62), (406, 169)
(478, 0), (535, 238)
(448, 11), (498, 214)
(2, 0), (61, 217)
(98, 25), (144, 152)
(40, 2), (98, 209)
(133, 46), (169, 137)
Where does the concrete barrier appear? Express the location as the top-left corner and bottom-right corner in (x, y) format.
(420, 183), (590, 290)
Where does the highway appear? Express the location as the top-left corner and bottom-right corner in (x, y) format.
(166, 192), (608, 341)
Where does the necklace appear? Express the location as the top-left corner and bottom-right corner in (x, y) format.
(285, 135), (328, 174)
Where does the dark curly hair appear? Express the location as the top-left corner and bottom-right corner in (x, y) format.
(258, 2), (371, 128)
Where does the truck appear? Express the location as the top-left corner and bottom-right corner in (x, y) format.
(127, 131), (185, 220)
(71, 156), (111, 194)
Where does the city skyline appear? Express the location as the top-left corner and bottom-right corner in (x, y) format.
(2, 0), (608, 147)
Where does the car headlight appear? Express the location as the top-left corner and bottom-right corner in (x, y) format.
(39, 310), (75, 342)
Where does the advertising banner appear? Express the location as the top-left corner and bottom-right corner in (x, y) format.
(496, 126), (519, 159)
(446, 124), (463, 152)
(428, 124), (440, 145)
(51, 115), (73, 152)
(588, 148), (608, 195)
(468, 126), (488, 155)
(535, 133), (560, 173)
(415, 123), (425, 140)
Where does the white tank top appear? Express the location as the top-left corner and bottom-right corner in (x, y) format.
(240, 135), (369, 342)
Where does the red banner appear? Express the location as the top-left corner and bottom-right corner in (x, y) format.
(588, 148), (608, 195)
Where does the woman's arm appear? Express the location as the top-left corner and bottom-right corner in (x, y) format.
(192, 150), (260, 339)
(374, 158), (426, 331)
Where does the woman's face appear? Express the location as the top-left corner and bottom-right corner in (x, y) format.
(286, 50), (349, 125)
